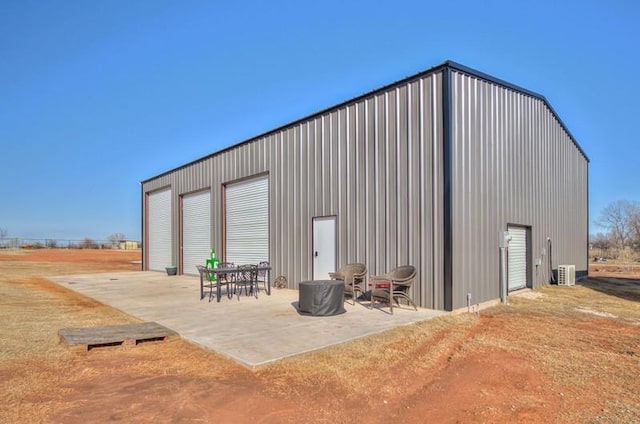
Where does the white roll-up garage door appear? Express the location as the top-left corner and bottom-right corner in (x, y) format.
(148, 188), (172, 271)
(182, 190), (211, 275)
(225, 176), (269, 265)
(507, 226), (528, 291)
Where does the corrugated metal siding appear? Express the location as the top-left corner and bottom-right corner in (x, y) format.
(142, 71), (445, 309)
(449, 71), (588, 309)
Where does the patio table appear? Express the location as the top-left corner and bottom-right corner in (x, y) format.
(209, 265), (272, 301)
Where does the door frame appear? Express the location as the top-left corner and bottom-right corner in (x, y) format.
(312, 215), (337, 280)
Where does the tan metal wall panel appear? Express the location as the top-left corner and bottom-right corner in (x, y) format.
(142, 71), (445, 309)
(449, 71), (588, 310)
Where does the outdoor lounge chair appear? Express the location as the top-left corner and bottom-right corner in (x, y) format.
(369, 265), (417, 314)
(329, 263), (367, 305)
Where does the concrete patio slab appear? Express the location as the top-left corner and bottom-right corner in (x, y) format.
(48, 271), (447, 369)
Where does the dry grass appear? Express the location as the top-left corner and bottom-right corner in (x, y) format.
(1, 249), (639, 423)
(258, 313), (478, 396)
(0, 250), (259, 423)
(0, 254), (138, 422)
(261, 281), (640, 423)
(478, 284), (639, 423)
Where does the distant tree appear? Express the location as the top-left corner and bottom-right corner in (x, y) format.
(80, 238), (98, 249)
(107, 233), (126, 249)
(590, 232), (613, 250)
(597, 200), (634, 248)
(0, 228), (7, 240)
(629, 204), (640, 249)
(46, 239), (58, 248)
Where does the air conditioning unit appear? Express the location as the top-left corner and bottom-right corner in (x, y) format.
(558, 265), (576, 286)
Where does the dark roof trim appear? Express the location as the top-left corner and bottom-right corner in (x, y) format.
(142, 60), (588, 183)
(442, 66), (453, 311)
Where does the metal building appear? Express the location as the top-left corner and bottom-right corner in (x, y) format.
(141, 60), (588, 311)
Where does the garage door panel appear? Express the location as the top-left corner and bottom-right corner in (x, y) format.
(182, 190), (211, 276)
(225, 176), (269, 265)
(148, 188), (172, 272)
(507, 226), (527, 291)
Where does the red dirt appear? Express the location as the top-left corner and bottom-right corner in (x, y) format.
(395, 351), (556, 423)
(53, 364), (295, 423)
(53, 348), (561, 424)
(2, 250), (639, 423)
(0, 248), (141, 268)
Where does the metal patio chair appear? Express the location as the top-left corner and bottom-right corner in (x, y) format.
(235, 264), (258, 299)
(196, 265), (216, 301)
(213, 262), (235, 301)
(216, 262), (235, 286)
(255, 261), (270, 293)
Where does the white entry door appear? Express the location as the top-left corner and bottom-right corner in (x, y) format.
(313, 216), (336, 280)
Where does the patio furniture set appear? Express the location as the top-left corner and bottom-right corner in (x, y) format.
(329, 264), (418, 315)
(196, 260), (418, 316)
(196, 261), (271, 302)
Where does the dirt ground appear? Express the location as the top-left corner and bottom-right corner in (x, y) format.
(589, 262), (640, 279)
(1, 249), (639, 423)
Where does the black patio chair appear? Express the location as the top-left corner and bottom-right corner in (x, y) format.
(196, 265), (216, 301)
(216, 262), (235, 295)
(234, 264), (258, 299)
(255, 261), (270, 293)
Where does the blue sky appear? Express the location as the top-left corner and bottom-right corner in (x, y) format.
(1, 0), (638, 241)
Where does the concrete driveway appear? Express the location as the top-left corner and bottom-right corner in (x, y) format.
(49, 271), (446, 369)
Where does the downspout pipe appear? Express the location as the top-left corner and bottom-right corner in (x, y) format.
(500, 247), (508, 304)
(442, 65), (453, 311)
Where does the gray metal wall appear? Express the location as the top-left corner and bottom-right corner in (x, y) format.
(142, 63), (589, 312)
(448, 70), (588, 309)
(143, 71), (446, 309)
